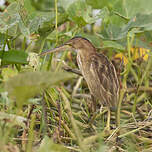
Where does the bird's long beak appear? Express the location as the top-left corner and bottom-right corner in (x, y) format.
(39, 44), (71, 56)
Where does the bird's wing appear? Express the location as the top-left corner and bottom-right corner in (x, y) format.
(89, 54), (119, 105)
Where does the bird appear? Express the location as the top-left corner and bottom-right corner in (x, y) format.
(40, 36), (120, 130)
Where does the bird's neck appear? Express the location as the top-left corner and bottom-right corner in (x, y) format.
(77, 47), (96, 61)
(76, 48), (96, 73)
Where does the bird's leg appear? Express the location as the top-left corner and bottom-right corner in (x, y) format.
(88, 95), (97, 125)
(106, 107), (111, 130)
(103, 107), (111, 135)
(91, 94), (96, 112)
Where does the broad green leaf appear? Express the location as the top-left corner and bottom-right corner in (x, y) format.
(19, 20), (30, 37)
(98, 13), (152, 40)
(102, 40), (125, 50)
(29, 0), (55, 11)
(86, 0), (115, 9)
(97, 24), (127, 40)
(22, 0), (35, 15)
(7, 24), (18, 36)
(38, 136), (69, 152)
(5, 71), (74, 108)
(0, 50), (28, 65)
(0, 2), (20, 35)
(59, 0), (77, 11)
(0, 1), (61, 37)
(67, 1), (109, 26)
(94, 7), (110, 23)
(29, 12), (55, 33)
(113, 0), (152, 19)
(38, 12), (68, 38)
(67, 0), (93, 26)
(123, 13), (152, 33)
(0, 1), (30, 36)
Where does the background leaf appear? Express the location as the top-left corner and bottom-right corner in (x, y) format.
(102, 40), (125, 50)
(38, 136), (69, 152)
(0, 50), (28, 65)
(5, 71), (74, 108)
(0, 2), (20, 36)
(97, 24), (128, 40)
(113, 0), (152, 19)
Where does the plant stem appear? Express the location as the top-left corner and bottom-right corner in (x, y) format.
(55, 0), (58, 44)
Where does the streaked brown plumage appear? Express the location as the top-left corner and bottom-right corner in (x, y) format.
(40, 37), (119, 108)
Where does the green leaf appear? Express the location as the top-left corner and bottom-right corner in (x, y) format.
(86, 0), (114, 9)
(5, 71), (74, 108)
(38, 136), (69, 152)
(29, 12), (55, 33)
(123, 13), (152, 33)
(113, 0), (152, 19)
(97, 24), (127, 40)
(0, 50), (28, 65)
(19, 20), (30, 37)
(67, 0), (92, 26)
(98, 13), (152, 40)
(0, 1), (58, 37)
(102, 40), (125, 50)
(59, 0), (77, 11)
(22, 0), (35, 15)
(0, 2), (20, 36)
(0, 1), (30, 37)
(67, 0), (107, 26)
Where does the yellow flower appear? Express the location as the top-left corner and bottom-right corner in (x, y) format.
(114, 53), (128, 65)
(131, 48), (150, 61)
(114, 48), (150, 66)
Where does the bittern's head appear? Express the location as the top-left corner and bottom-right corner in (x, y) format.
(40, 36), (96, 56)
(65, 37), (95, 50)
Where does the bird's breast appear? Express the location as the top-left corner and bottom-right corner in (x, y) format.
(76, 54), (90, 76)
(76, 54), (96, 89)
(77, 54), (101, 99)
(77, 54), (83, 71)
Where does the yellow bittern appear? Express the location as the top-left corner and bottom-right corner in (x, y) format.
(40, 37), (120, 130)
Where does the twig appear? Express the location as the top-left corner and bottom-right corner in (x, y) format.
(127, 86), (152, 93)
(118, 121), (152, 138)
(72, 94), (91, 99)
(21, 105), (35, 150)
(55, 117), (76, 140)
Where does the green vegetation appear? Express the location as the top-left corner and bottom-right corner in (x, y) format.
(0, 0), (152, 151)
